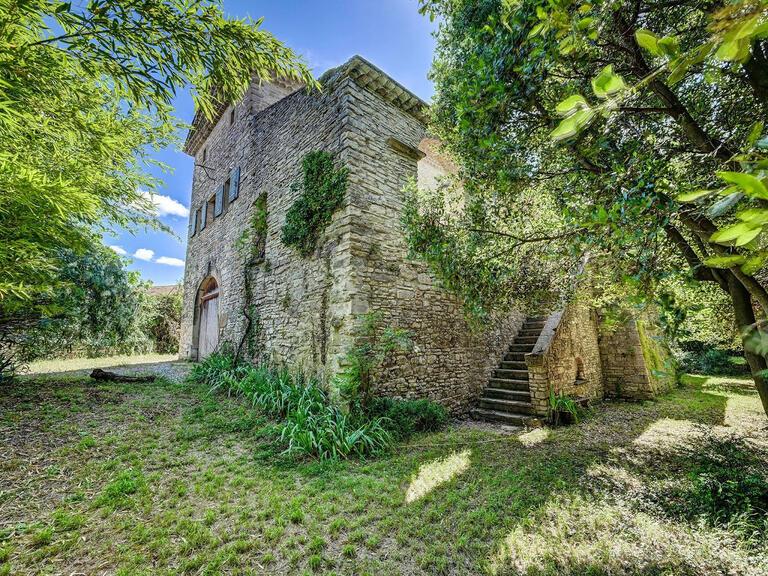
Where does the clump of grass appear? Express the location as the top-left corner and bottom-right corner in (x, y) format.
(96, 468), (146, 509)
(189, 352), (392, 462)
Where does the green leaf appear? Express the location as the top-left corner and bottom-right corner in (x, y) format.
(555, 94), (589, 116)
(704, 255), (746, 269)
(747, 121), (764, 147)
(741, 255), (765, 276)
(591, 65), (625, 98)
(735, 226), (762, 246)
(550, 108), (595, 141)
(635, 29), (660, 56)
(736, 208), (768, 225)
(717, 171), (768, 199)
(657, 35), (679, 58)
(709, 222), (756, 245)
(716, 37), (750, 62)
(708, 192), (743, 218)
(675, 189), (714, 203)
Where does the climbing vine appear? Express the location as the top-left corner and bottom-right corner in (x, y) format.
(234, 195), (268, 364)
(281, 151), (348, 257)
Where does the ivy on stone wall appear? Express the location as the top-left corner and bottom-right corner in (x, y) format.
(281, 151), (348, 257)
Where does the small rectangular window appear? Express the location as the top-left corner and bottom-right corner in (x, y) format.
(201, 148), (206, 163)
(214, 186), (224, 217)
(189, 209), (197, 237)
(230, 108), (235, 125)
(229, 167), (240, 202)
(206, 195), (215, 225)
(200, 203), (207, 230)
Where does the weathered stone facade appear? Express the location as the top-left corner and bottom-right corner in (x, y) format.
(523, 303), (676, 416)
(180, 55), (672, 416)
(599, 315), (675, 400)
(181, 56), (523, 413)
(526, 303), (604, 416)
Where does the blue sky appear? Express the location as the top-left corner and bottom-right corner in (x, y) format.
(105, 0), (437, 286)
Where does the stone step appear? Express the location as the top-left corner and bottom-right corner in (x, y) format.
(523, 321), (546, 330)
(479, 397), (535, 414)
(509, 344), (535, 353)
(501, 361), (528, 370)
(526, 316), (547, 322)
(483, 387), (531, 402)
(517, 329), (542, 337)
(488, 377), (530, 391)
(494, 368), (528, 380)
(504, 353), (526, 363)
(470, 408), (533, 427)
(514, 336), (539, 345)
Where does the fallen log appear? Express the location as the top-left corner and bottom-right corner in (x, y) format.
(90, 368), (155, 383)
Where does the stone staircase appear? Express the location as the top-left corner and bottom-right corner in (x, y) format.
(470, 316), (546, 426)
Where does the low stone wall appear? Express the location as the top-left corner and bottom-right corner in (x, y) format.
(599, 315), (675, 399)
(525, 302), (603, 416)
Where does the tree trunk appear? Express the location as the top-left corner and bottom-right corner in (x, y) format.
(743, 40), (768, 108)
(727, 274), (768, 417)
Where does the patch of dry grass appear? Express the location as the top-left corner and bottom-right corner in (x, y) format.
(0, 372), (766, 575)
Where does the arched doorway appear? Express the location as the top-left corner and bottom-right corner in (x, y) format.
(198, 277), (219, 360)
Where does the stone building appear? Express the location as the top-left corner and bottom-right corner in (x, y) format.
(180, 55), (673, 423)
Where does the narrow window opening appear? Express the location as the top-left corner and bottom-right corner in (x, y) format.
(230, 108), (235, 125)
(206, 195), (216, 226)
(201, 148), (207, 163)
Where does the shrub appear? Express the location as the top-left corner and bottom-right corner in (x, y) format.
(679, 347), (749, 376)
(367, 397), (448, 441)
(191, 351), (393, 461)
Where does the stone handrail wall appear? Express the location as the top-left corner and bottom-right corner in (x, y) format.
(524, 302), (604, 416)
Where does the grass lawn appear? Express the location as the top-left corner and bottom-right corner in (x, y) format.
(1, 369), (767, 575)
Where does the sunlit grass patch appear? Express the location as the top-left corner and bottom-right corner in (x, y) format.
(405, 449), (471, 504)
(489, 495), (758, 576)
(518, 427), (550, 447)
(26, 353), (179, 375)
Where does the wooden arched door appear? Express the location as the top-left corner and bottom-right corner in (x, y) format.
(198, 277), (219, 359)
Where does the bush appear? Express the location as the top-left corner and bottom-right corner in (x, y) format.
(190, 351), (393, 461)
(679, 347), (749, 376)
(367, 397), (448, 441)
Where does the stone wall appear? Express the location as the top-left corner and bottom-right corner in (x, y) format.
(181, 60), (522, 414)
(341, 79), (523, 414)
(525, 302), (603, 416)
(599, 314), (675, 399)
(180, 70), (358, 377)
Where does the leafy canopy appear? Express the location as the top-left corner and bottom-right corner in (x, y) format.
(416, 0), (768, 413)
(0, 0), (315, 328)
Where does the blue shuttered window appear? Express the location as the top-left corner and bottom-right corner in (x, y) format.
(214, 186), (224, 217)
(200, 202), (207, 229)
(230, 167), (240, 202)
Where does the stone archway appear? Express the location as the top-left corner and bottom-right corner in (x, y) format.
(196, 276), (220, 360)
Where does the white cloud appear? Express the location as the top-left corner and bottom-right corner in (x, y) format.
(109, 245), (127, 256)
(156, 256), (185, 267)
(133, 248), (155, 261)
(140, 190), (189, 218)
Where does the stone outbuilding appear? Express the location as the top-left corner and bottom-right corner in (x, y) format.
(180, 55), (673, 421)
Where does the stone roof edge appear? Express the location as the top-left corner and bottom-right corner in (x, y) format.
(319, 55), (429, 124)
(183, 55), (429, 156)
